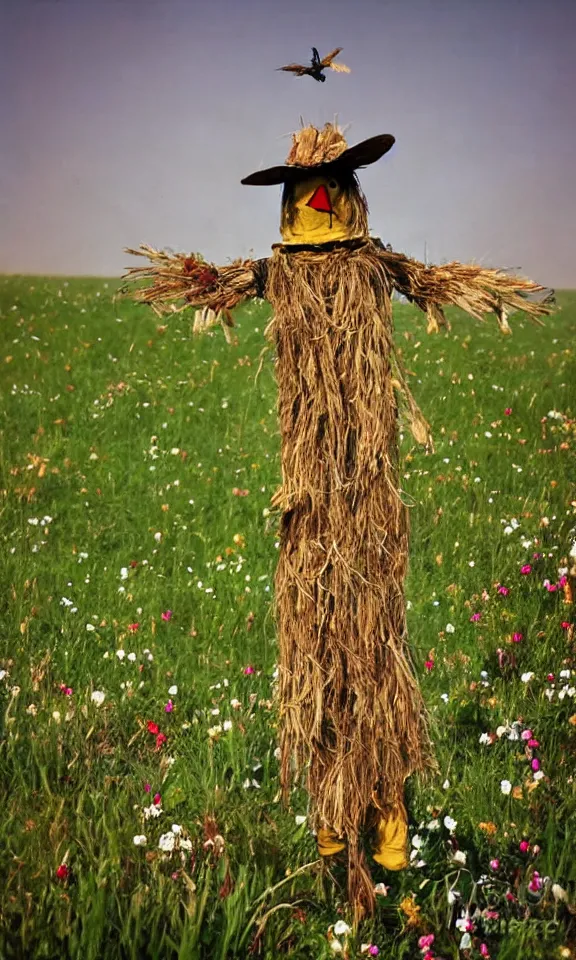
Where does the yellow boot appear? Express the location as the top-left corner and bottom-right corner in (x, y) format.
(317, 826), (346, 856)
(372, 805), (409, 870)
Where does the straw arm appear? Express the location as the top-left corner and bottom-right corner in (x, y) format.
(121, 244), (269, 320)
(376, 248), (554, 333)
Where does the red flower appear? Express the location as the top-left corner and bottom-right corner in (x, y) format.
(56, 864), (69, 880)
(155, 732), (167, 750)
(505, 408), (512, 416)
(561, 621), (572, 630)
(153, 792), (161, 805)
(128, 623), (140, 632)
(424, 660), (434, 671)
(147, 721), (159, 735)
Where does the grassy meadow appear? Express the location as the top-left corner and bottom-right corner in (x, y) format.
(0, 275), (575, 959)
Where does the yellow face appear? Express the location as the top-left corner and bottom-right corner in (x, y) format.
(280, 175), (361, 245)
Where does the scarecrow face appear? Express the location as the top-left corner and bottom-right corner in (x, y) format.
(281, 174), (365, 245)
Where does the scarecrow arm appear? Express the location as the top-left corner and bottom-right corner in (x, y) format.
(378, 248), (554, 333)
(121, 244), (269, 330)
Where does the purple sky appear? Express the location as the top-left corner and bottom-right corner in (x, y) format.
(1, 0), (575, 285)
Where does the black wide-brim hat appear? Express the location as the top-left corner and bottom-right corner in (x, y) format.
(241, 134), (395, 186)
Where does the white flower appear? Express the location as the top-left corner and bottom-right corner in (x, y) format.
(230, 698), (241, 709)
(116, 649), (126, 660)
(552, 883), (568, 902)
(442, 779), (450, 790)
(374, 882), (389, 895)
(26, 703), (37, 715)
(208, 725), (222, 738)
(133, 835), (147, 846)
(154, 532), (162, 542)
(91, 690), (105, 706)
(143, 804), (162, 819)
(127, 652), (136, 662)
(444, 816), (457, 832)
(329, 941), (343, 954)
(503, 526), (514, 535)
(479, 733), (492, 745)
(446, 623), (455, 633)
(426, 819), (440, 831)
(222, 720), (233, 732)
(521, 672), (534, 683)
(120, 567), (129, 580)
(170, 448), (180, 455)
(333, 920), (351, 937)
(484, 431), (492, 438)
(559, 669), (571, 679)
(60, 597), (73, 607)
(180, 838), (192, 851)
(293, 814), (307, 826)
(496, 724), (509, 738)
(500, 779), (512, 795)
(171, 824), (182, 835)
(28, 517), (39, 526)
(452, 850), (467, 864)
(168, 685), (178, 696)
(411, 834), (423, 849)
(459, 932), (472, 950)
(86, 623), (96, 632)
(533, 770), (545, 781)
(440, 693), (449, 703)
(158, 832), (176, 852)
(52, 710), (61, 723)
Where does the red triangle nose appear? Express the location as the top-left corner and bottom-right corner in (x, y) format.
(306, 184), (333, 213)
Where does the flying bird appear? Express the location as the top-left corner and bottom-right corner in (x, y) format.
(277, 47), (351, 82)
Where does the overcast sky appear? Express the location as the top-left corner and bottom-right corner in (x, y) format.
(1, 0), (575, 286)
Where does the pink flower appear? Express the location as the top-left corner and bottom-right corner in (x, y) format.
(512, 632), (523, 643)
(528, 870), (543, 893)
(418, 934), (435, 951)
(56, 864), (69, 880)
(128, 623), (140, 632)
(505, 408), (512, 416)
(528, 738), (539, 748)
(60, 684), (73, 696)
(531, 758), (540, 771)
(144, 783), (151, 793)
(480, 945), (490, 958)
(519, 840), (530, 853)
(561, 622), (572, 630)
(161, 610), (173, 621)
(425, 659), (434, 671)
(165, 699), (174, 713)
(559, 575), (568, 588)
(153, 792), (161, 805)
(368, 948), (379, 957)
(521, 729), (533, 741)
(243, 665), (255, 675)
(489, 858), (499, 871)
(520, 564), (532, 575)
(505, 891), (516, 902)
(470, 612), (481, 622)
(484, 910), (499, 920)
(497, 585), (510, 596)
(547, 673), (555, 682)
(155, 732), (167, 750)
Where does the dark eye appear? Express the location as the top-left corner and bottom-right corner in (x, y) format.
(328, 179), (338, 189)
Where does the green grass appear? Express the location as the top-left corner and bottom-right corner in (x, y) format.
(0, 275), (575, 959)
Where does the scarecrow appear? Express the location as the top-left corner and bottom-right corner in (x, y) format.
(123, 121), (552, 916)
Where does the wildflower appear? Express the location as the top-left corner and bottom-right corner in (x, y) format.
(452, 850), (467, 864)
(133, 835), (147, 846)
(424, 659), (434, 671)
(368, 948), (379, 957)
(60, 685), (73, 696)
(512, 632), (523, 643)
(144, 783), (151, 793)
(445, 623), (455, 633)
(479, 733), (492, 745)
(171, 823), (182, 835)
(116, 649), (126, 660)
(519, 840), (530, 853)
(156, 732), (167, 749)
(521, 729), (533, 741)
(55, 864), (69, 880)
(168, 685), (178, 695)
(444, 816), (457, 832)
(333, 920), (351, 937)
(505, 408), (512, 415)
(418, 934), (435, 951)
(521, 672), (534, 683)
(528, 870), (543, 893)
(86, 623), (96, 632)
(497, 585), (510, 596)
(158, 832), (176, 852)
(222, 719), (233, 731)
(127, 653), (136, 662)
(531, 758), (540, 771)
(561, 622), (572, 630)
(153, 793), (161, 805)
(521, 564), (532, 575)
(489, 858), (499, 870)
(147, 721), (159, 734)
(470, 612), (481, 622)
(243, 665), (255, 675)
(161, 610), (173, 621)
(500, 779), (512, 795)
(374, 882), (389, 895)
(165, 700), (174, 713)
(479, 945), (490, 958)
(91, 690), (105, 706)
(329, 942), (343, 955)
(128, 623), (139, 632)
